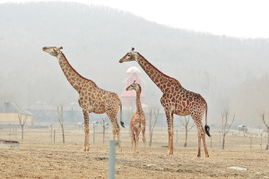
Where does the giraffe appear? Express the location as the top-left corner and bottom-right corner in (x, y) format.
(119, 48), (210, 157)
(42, 46), (125, 151)
(126, 81), (146, 152)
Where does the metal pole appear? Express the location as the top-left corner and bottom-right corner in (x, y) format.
(93, 125), (95, 144)
(175, 128), (178, 144)
(108, 140), (119, 179)
(103, 125), (105, 144)
(50, 124), (53, 143)
(53, 129), (56, 144)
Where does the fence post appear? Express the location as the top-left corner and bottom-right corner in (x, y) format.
(50, 124), (53, 143)
(53, 129), (56, 144)
(93, 125), (96, 144)
(108, 140), (119, 179)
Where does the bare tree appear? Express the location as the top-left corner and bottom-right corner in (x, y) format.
(57, 105), (65, 144)
(181, 116), (195, 147)
(259, 127), (263, 150)
(18, 113), (27, 140)
(148, 108), (159, 147)
(53, 129), (56, 144)
(221, 110), (235, 149)
(262, 113), (269, 150)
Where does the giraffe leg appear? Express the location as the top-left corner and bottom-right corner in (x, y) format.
(197, 129), (201, 157)
(142, 128), (146, 150)
(196, 119), (209, 157)
(82, 109), (90, 152)
(131, 131), (135, 152)
(113, 119), (122, 151)
(201, 125), (209, 157)
(106, 110), (122, 151)
(130, 124), (135, 152)
(112, 124), (117, 141)
(130, 128), (132, 151)
(135, 132), (139, 152)
(193, 118), (208, 157)
(165, 110), (174, 155)
(114, 120), (121, 142)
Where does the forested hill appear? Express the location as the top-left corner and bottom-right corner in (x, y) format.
(0, 2), (269, 125)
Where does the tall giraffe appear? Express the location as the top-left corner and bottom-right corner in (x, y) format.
(119, 48), (210, 157)
(42, 46), (125, 151)
(126, 81), (146, 152)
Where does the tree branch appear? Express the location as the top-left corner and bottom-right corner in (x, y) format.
(182, 116), (195, 131)
(188, 122), (195, 131)
(262, 114), (269, 128)
(57, 105), (64, 126)
(18, 113), (26, 126)
(151, 108), (159, 131)
(226, 114), (235, 134)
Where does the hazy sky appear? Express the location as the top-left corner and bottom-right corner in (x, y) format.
(1, 0), (269, 38)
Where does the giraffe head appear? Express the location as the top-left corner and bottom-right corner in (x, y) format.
(126, 81), (142, 93)
(42, 46), (63, 57)
(119, 47), (138, 63)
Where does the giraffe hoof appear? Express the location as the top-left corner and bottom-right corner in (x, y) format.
(167, 151), (173, 155)
(84, 146), (90, 152)
(205, 154), (209, 158)
(197, 154), (201, 158)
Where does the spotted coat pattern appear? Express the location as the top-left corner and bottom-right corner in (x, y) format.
(126, 81), (146, 152)
(43, 46), (124, 151)
(119, 49), (210, 157)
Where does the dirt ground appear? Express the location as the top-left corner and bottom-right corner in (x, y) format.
(0, 127), (269, 179)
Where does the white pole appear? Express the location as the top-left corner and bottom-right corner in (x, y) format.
(108, 140), (119, 179)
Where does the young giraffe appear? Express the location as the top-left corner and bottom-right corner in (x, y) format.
(119, 48), (210, 157)
(42, 46), (125, 151)
(126, 81), (146, 152)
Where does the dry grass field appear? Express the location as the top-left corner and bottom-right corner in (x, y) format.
(0, 126), (269, 179)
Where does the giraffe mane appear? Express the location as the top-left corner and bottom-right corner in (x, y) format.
(60, 53), (97, 86)
(136, 52), (181, 85)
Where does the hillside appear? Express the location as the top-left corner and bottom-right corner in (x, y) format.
(0, 2), (269, 126)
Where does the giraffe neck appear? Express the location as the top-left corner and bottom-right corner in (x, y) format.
(135, 91), (143, 114)
(136, 53), (182, 93)
(57, 52), (96, 92)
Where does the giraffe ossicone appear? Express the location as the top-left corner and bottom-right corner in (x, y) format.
(42, 46), (125, 151)
(126, 81), (146, 152)
(119, 48), (210, 157)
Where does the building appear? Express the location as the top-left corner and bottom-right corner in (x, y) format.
(0, 101), (33, 127)
(121, 66), (146, 108)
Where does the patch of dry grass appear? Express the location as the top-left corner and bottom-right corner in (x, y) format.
(0, 128), (268, 179)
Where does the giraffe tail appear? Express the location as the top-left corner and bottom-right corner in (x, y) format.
(119, 102), (125, 128)
(204, 102), (211, 137)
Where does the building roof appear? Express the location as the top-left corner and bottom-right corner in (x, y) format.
(121, 66), (146, 106)
(126, 66), (141, 74)
(122, 67), (144, 98)
(0, 101), (32, 115)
